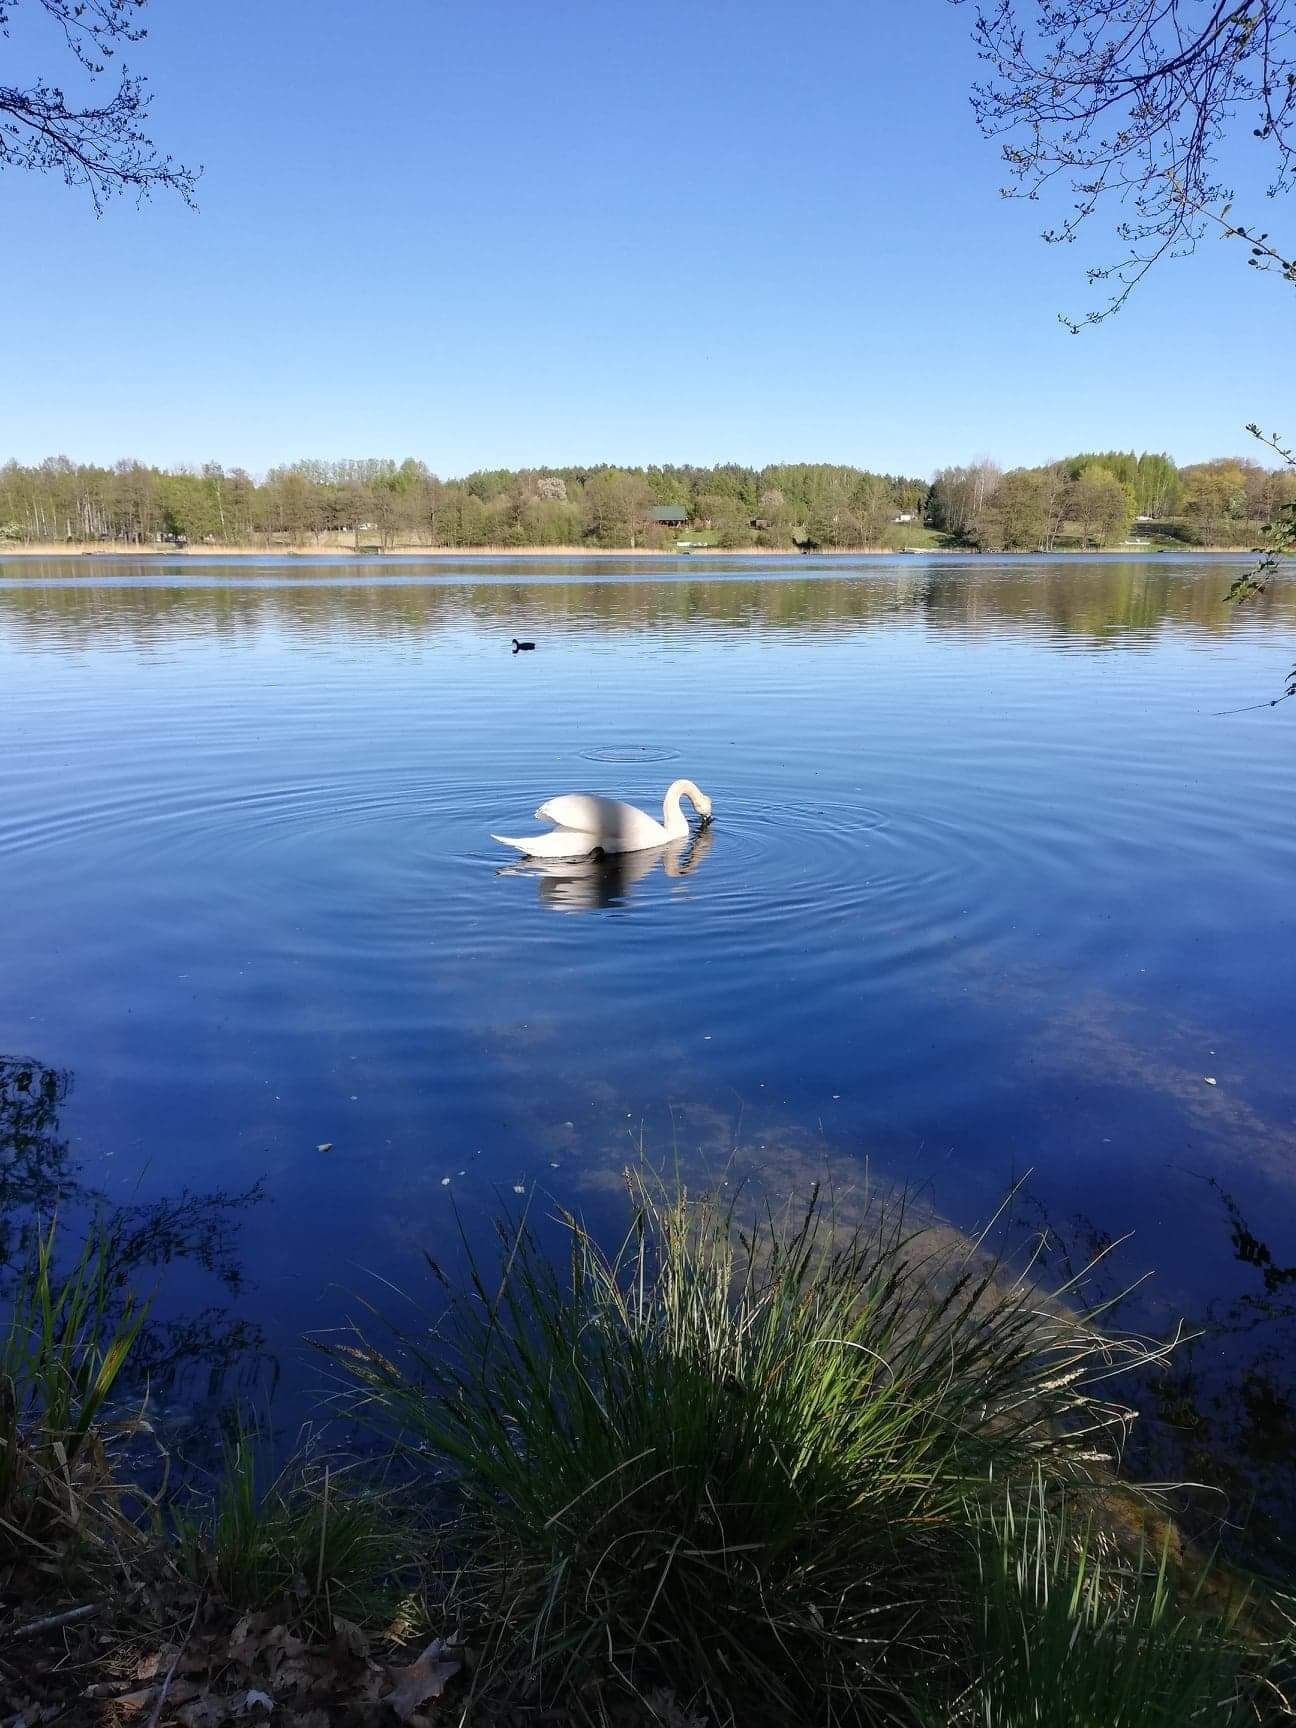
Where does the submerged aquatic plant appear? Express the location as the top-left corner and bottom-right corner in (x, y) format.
(333, 1175), (1175, 1724)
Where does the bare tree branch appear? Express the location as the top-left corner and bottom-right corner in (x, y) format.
(954, 0), (1296, 323)
(0, 0), (197, 210)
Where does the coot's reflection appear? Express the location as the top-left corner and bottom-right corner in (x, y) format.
(501, 822), (714, 911)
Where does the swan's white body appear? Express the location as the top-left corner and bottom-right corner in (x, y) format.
(492, 778), (712, 859)
(499, 824), (714, 910)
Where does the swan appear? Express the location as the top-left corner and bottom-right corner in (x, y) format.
(499, 823), (715, 910)
(492, 778), (713, 859)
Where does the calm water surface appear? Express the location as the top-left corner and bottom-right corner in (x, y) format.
(2, 554), (1294, 1541)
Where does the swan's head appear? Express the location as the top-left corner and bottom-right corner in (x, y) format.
(668, 778), (713, 824)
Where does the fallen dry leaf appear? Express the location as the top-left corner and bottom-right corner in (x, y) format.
(332, 1615), (367, 1660)
(233, 1689), (275, 1716)
(262, 1626), (309, 1675)
(176, 1696), (234, 1728)
(274, 1650), (343, 1700)
(354, 1663), (387, 1708)
(228, 1613), (273, 1670)
(10, 1709), (61, 1728)
(644, 1687), (710, 1728)
(108, 1686), (158, 1714)
(384, 1639), (462, 1722)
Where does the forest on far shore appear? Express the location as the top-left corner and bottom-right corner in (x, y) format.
(3, 450), (1294, 552)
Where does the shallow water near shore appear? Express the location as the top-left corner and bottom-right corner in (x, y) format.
(2, 552), (1295, 1544)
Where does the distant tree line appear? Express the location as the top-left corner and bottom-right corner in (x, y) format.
(928, 452), (1296, 550)
(0, 460), (923, 550)
(1, 452), (1292, 551)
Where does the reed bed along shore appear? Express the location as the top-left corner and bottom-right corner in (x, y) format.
(3, 1176), (1294, 1727)
(1, 541), (930, 559)
(0, 536), (1248, 560)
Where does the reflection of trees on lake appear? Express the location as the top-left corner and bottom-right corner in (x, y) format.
(0, 1054), (269, 1412)
(0, 1058), (75, 1260)
(913, 565), (1279, 641)
(1011, 1182), (1296, 1569)
(93, 1185), (269, 1404)
(1, 559), (1292, 652)
(1146, 1180), (1296, 1565)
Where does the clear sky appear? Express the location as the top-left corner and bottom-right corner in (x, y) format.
(2, 0), (1291, 477)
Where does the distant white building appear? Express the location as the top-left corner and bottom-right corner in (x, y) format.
(892, 511), (916, 525)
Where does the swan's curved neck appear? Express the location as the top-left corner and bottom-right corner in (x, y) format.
(662, 778), (705, 838)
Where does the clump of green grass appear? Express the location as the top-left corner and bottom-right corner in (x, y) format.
(335, 1176), (1172, 1725)
(175, 1426), (409, 1640)
(932, 1476), (1255, 1727)
(0, 1218), (147, 1553)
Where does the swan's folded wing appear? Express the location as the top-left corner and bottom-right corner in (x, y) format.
(492, 827), (600, 859)
(535, 792), (621, 830)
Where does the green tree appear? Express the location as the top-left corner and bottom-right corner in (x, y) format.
(977, 468), (1053, 550)
(1183, 462), (1245, 517)
(1134, 453), (1181, 518)
(159, 472), (221, 542)
(581, 470), (652, 547)
(1069, 464), (1135, 547)
(927, 461), (1001, 542)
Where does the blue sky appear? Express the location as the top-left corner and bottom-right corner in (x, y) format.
(2, 0), (1291, 476)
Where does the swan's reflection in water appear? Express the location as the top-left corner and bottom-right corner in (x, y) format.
(500, 822), (714, 911)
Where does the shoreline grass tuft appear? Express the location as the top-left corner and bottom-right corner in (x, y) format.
(935, 1476), (1255, 1726)
(173, 1424), (410, 1640)
(0, 1218), (149, 1564)
(3, 1186), (1293, 1724)
(332, 1173), (1238, 1724)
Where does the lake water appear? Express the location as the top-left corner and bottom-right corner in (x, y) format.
(2, 553), (1295, 1548)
